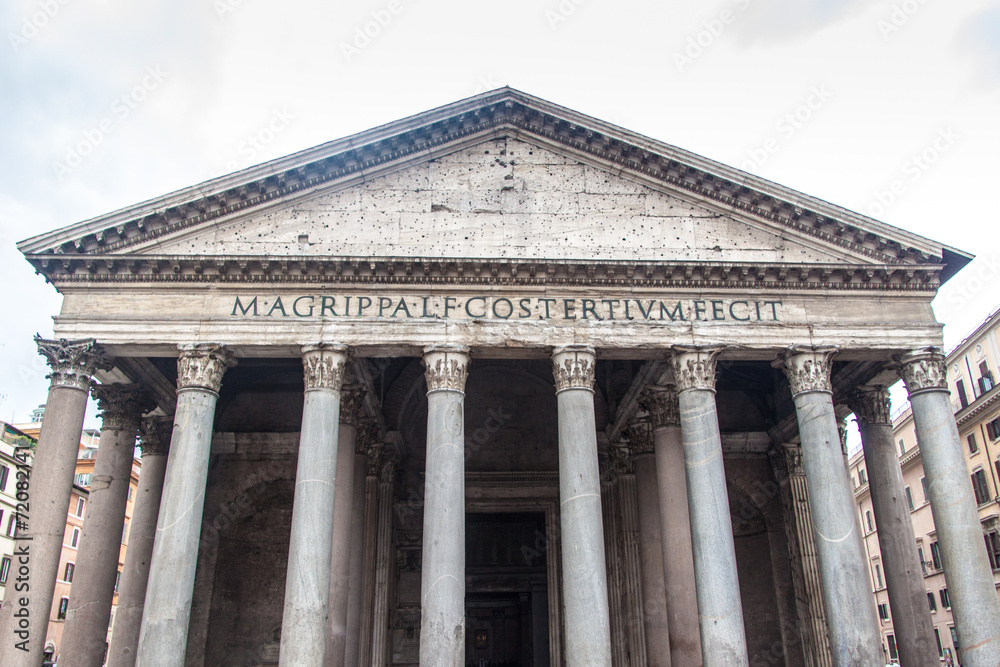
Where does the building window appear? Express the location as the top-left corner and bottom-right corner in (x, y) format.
(57, 597), (69, 620)
(874, 562), (883, 589)
(74, 496), (85, 517)
(934, 628), (943, 657)
(898, 438), (906, 456)
(64, 562), (74, 583)
(115, 570), (122, 593)
(0, 556), (10, 584)
(122, 520), (129, 545)
(928, 591), (937, 611)
(986, 532), (1000, 570)
(957, 379), (970, 408)
(930, 541), (942, 570)
(878, 602), (889, 620)
(866, 510), (874, 532)
(860, 468), (868, 485)
(940, 588), (951, 609)
(70, 527), (80, 548)
(979, 362), (994, 394)
(921, 476), (930, 502)
(972, 468), (990, 505)
(987, 418), (1000, 441)
(5, 514), (15, 538)
(918, 546), (928, 575)
(905, 486), (914, 511)
(887, 634), (898, 661)
(0, 465), (8, 491)
(969, 433), (980, 454)
(127, 486), (133, 501)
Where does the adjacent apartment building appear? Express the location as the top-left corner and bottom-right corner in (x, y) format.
(850, 304), (1000, 665)
(0, 423), (34, 606)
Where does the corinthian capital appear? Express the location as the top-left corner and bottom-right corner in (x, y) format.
(91, 383), (156, 432)
(138, 415), (173, 456)
(177, 344), (236, 393)
(623, 420), (654, 455)
(35, 336), (113, 391)
(896, 347), (948, 396)
(775, 346), (838, 396)
(551, 345), (596, 393)
(301, 343), (349, 392)
(423, 344), (470, 393)
(847, 386), (892, 426)
(671, 346), (723, 392)
(641, 385), (679, 427)
(340, 384), (367, 426)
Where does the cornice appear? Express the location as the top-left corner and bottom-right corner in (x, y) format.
(956, 385), (1000, 427)
(20, 91), (953, 277)
(28, 255), (942, 291)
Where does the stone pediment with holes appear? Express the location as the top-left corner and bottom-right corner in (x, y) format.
(126, 138), (871, 267)
(19, 88), (965, 291)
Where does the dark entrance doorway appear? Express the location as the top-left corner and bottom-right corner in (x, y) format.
(466, 512), (550, 667)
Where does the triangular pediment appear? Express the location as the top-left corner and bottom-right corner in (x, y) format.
(19, 88), (970, 287)
(133, 138), (869, 265)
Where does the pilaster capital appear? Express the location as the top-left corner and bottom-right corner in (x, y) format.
(896, 347), (948, 396)
(35, 336), (113, 392)
(422, 344), (471, 393)
(177, 344), (236, 393)
(91, 383), (156, 432)
(378, 451), (400, 484)
(671, 346), (723, 392)
(770, 443), (805, 481)
(598, 451), (614, 484)
(848, 385), (892, 426)
(775, 346), (838, 396)
(641, 384), (679, 427)
(339, 384), (367, 426)
(138, 415), (173, 456)
(356, 417), (380, 455)
(301, 343), (349, 392)
(610, 444), (634, 475)
(623, 420), (654, 455)
(551, 344), (596, 393)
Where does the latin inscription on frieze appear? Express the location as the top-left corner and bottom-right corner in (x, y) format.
(231, 294), (782, 322)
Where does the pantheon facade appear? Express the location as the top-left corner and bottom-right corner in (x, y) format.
(3, 89), (999, 667)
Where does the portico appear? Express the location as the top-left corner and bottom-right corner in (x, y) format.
(3, 88), (998, 667)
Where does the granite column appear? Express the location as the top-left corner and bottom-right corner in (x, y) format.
(552, 344), (613, 667)
(899, 348), (1000, 666)
(135, 343), (236, 667)
(419, 344), (470, 667)
(0, 337), (110, 667)
(777, 347), (880, 667)
(848, 385), (937, 667)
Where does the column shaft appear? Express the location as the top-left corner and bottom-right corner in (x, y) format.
(633, 449), (671, 667)
(600, 459), (627, 667)
(553, 345), (612, 667)
(107, 417), (171, 667)
(279, 344), (348, 666)
(356, 453), (379, 667)
(326, 420), (359, 665)
(136, 345), (235, 667)
(0, 338), (108, 667)
(613, 463), (647, 665)
(900, 348), (1000, 666)
(419, 345), (470, 667)
(850, 387), (937, 667)
(343, 446), (369, 667)
(673, 347), (748, 666)
(370, 454), (397, 667)
(643, 386), (702, 667)
(779, 348), (880, 667)
(61, 385), (153, 667)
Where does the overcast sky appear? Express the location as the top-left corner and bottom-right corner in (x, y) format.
(1, 0), (997, 431)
